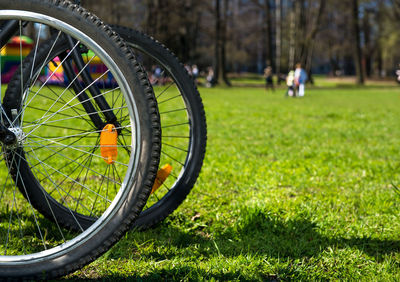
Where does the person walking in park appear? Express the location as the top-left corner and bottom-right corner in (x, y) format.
(206, 67), (215, 88)
(294, 63), (307, 97)
(286, 70), (296, 97)
(264, 66), (274, 92)
(192, 64), (199, 85)
(396, 63), (400, 84)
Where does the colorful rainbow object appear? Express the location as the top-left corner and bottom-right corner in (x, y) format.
(1, 36), (34, 83)
(1, 36), (116, 88)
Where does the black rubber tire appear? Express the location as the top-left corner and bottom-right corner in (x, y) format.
(0, 0), (160, 279)
(110, 26), (207, 230)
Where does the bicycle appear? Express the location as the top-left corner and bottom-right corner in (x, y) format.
(0, 0), (160, 278)
(8, 3), (207, 231)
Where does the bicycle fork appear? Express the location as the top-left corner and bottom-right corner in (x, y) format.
(61, 35), (121, 132)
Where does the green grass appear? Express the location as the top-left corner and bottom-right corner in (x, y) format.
(62, 83), (400, 280)
(227, 73), (399, 89)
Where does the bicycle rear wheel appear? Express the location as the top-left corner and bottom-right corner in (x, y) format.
(0, 0), (160, 278)
(112, 26), (207, 229)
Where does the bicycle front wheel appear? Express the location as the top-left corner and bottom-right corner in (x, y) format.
(0, 0), (160, 279)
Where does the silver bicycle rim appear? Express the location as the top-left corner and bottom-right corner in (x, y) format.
(0, 10), (140, 263)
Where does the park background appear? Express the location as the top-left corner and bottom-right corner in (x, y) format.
(81, 0), (400, 85)
(65, 0), (400, 280)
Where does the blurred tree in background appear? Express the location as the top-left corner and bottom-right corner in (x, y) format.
(81, 0), (400, 85)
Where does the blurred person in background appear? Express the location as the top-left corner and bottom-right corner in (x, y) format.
(192, 64), (199, 85)
(294, 63), (307, 97)
(264, 66), (274, 92)
(286, 70), (296, 97)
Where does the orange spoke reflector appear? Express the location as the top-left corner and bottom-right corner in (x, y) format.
(151, 164), (173, 194)
(100, 124), (118, 164)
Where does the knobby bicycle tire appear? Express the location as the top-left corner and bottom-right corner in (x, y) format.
(112, 26), (207, 230)
(0, 0), (160, 279)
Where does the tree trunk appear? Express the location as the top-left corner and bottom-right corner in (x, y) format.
(264, 0), (274, 70)
(392, 0), (400, 22)
(275, 0), (281, 80)
(363, 10), (372, 77)
(190, 6), (202, 62)
(214, 0), (221, 83)
(351, 0), (364, 84)
(304, 0), (326, 84)
(377, 1), (384, 77)
(145, 0), (156, 36)
(214, 0), (231, 86)
(297, 0), (307, 66)
(306, 43), (315, 84)
(288, 1), (296, 71)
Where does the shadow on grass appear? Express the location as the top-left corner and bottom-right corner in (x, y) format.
(226, 207), (399, 260)
(72, 267), (277, 282)
(110, 206), (399, 262)
(60, 206), (399, 280)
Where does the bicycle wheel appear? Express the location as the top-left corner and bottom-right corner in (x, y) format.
(111, 26), (207, 229)
(8, 25), (207, 231)
(0, 0), (160, 279)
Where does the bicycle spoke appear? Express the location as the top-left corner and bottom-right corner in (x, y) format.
(161, 150), (185, 167)
(89, 165), (109, 217)
(159, 108), (187, 115)
(162, 122), (190, 129)
(22, 150), (67, 242)
(18, 38), (80, 126)
(22, 150), (112, 206)
(19, 149), (85, 231)
(28, 124), (130, 143)
(7, 150), (47, 252)
(76, 143), (98, 212)
(158, 94), (181, 105)
(26, 138), (122, 186)
(162, 142), (189, 153)
(24, 64), (110, 135)
(23, 103), (125, 131)
(156, 81), (175, 99)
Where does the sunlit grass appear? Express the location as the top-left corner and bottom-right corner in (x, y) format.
(65, 83), (400, 280)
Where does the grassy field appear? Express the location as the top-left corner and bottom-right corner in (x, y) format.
(66, 81), (400, 281)
(228, 74), (399, 88)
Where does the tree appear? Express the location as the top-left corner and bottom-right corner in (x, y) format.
(288, 0), (296, 70)
(80, 0), (400, 81)
(351, 0), (365, 84)
(362, 8), (373, 77)
(275, 0), (282, 77)
(214, 0), (231, 86)
(291, 0), (325, 83)
(263, 0), (274, 70)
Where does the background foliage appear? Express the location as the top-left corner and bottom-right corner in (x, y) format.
(82, 0), (400, 82)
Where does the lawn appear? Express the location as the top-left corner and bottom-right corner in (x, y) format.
(66, 82), (400, 280)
